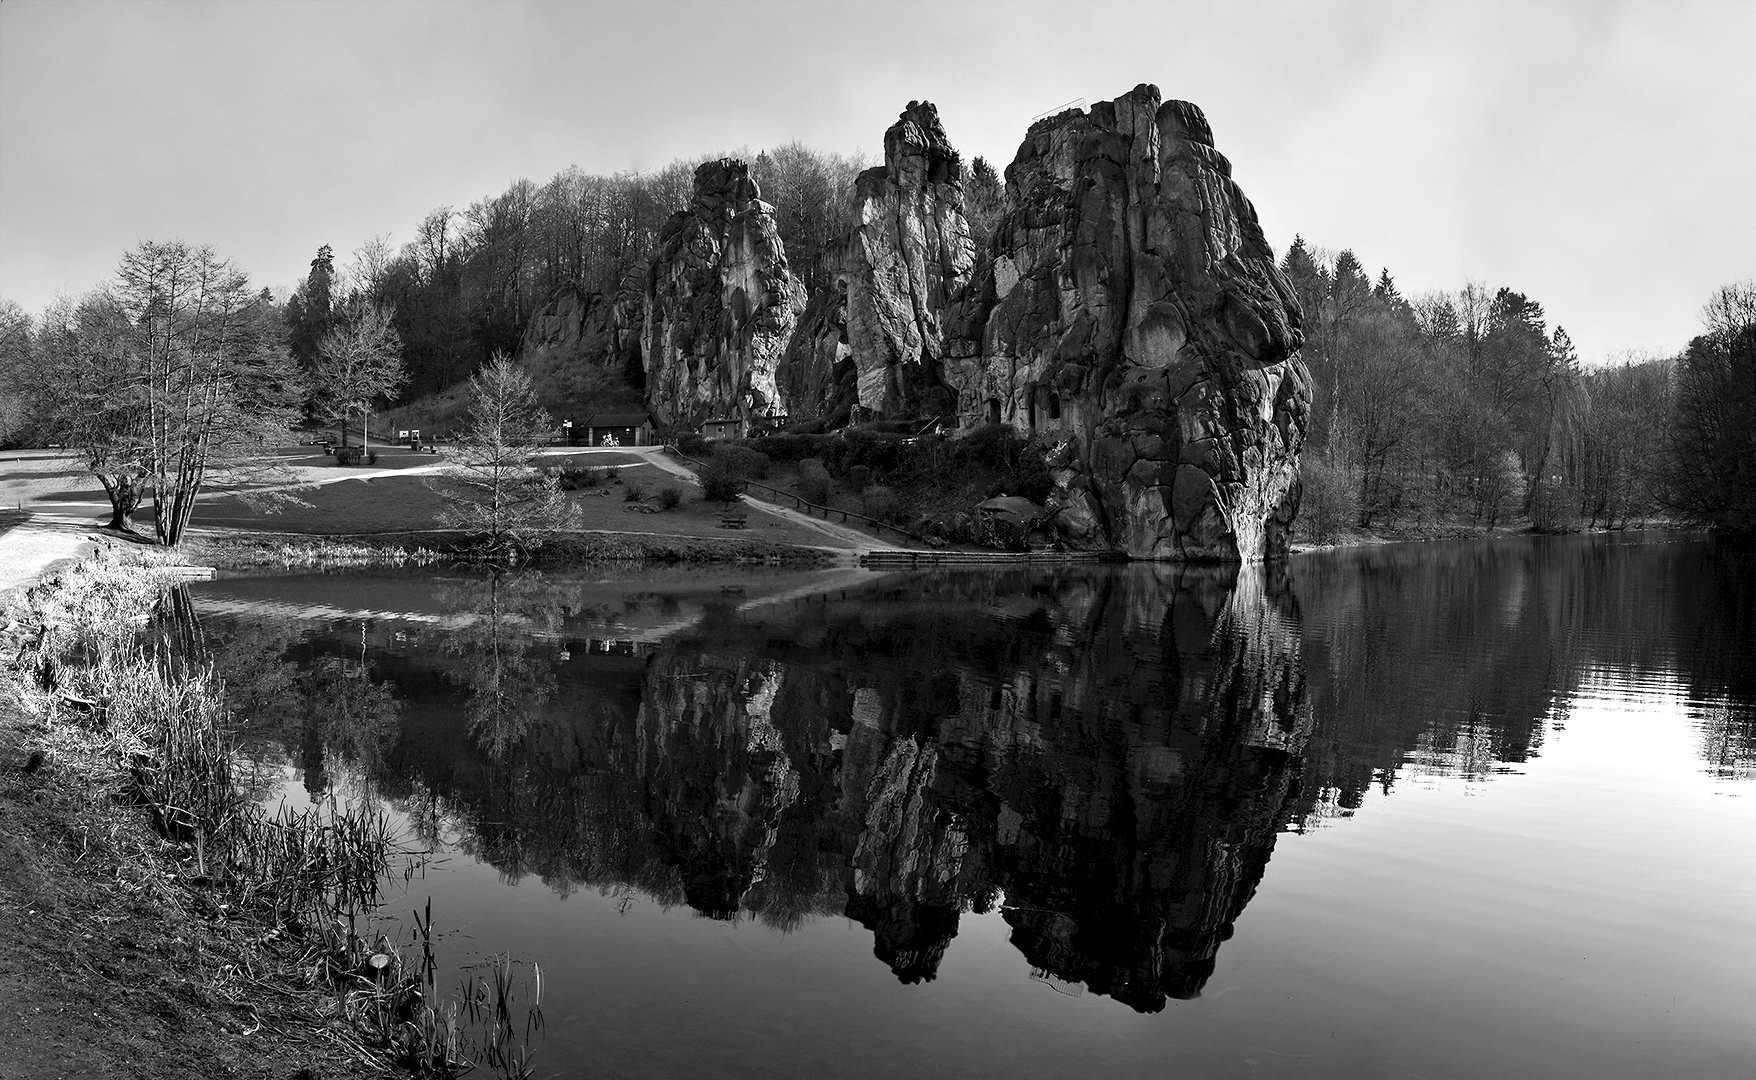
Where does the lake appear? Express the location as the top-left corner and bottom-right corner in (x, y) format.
(188, 533), (1756, 1079)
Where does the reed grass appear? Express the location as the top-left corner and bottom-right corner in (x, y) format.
(3, 546), (547, 1078)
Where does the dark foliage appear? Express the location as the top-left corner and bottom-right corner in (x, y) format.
(1665, 316), (1756, 533)
(697, 462), (746, 504)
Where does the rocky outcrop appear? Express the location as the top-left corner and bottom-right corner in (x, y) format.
(643, 159), (806, 429)
(847, 102), (976, 418)
(518, 283), (643, 403)
(775, 246), (855, 425)
(779, 102), (975, 422)
(944, 84), (1311, 560)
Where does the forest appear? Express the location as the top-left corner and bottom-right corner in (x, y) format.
(0, 136), (1750, 541)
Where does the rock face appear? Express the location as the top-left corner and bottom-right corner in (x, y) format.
(643, 159), (806, 428)
(779, 102), (975, 422)
(944, 84), (1311, 560)
(519, 283), (643, 399)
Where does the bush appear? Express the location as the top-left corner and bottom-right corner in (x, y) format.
(624, 481), (646, 502)
(366, 450), (379, 466)
(861, 484), (900, 522)
(698, 462), (746, 503)
(657, 487), (681, 511)
(1297, 455), (1358, 544)
(713, 443), (771, 481)
(544, 465), (602, 490)
(676, 432), (709, 456)
(797, 458), (832, 505)
(835, 429), (910, 478)
(746, 433), (837, 463)
(605, 466), (620, 484)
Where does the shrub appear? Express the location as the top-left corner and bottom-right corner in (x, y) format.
(657, 487), (682, 511)
(861, 484), (901, 522)
(544, 465), (602, 490)
(797, 458), (832, 505)
(846, 464), (871, 490)
(624, 481), (646, 502)
(605, 466), (621, 484)
(714, 443), (771, 480)
(676, 432), (709, 456)
(1297, 455), (1358, 544)
(698, 462), (746, 503)
(746, 433), (836, 463)
(366, 450), (379, 466)
(835, 429), (910, 478)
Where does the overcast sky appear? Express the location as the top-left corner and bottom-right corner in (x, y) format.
(2, 0), (1751, 362)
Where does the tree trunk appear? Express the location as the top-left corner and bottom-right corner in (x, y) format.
(97, 474), (141, 532)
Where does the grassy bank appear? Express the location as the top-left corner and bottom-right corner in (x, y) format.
(0, 550), (541, 1077)
(188, 527), (837, 571)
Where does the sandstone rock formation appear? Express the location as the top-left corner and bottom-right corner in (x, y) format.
(943, 84), (1311, 560)
(643, 159), (805, 428)
(779, 102), (975, 422)
(518, 282), (643, 404)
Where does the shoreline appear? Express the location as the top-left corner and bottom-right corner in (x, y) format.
(0, 552), (380, 1079)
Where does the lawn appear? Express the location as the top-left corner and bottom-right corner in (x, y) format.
(191, 467), (837, 548)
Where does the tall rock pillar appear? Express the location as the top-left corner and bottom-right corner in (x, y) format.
(644, 159), (806, 429)
(944, 84), (1312, 560)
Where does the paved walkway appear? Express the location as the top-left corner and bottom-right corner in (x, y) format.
(541, 446), (881, 554)
(0, 510), (105, 600)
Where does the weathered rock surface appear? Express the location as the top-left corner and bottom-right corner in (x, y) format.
(775, 246), (856, 425)
(779, 102), (974, 422)
(944, 84), (1311, 560)
(643, 159), (806, 428)
(519, 282), (643, 402)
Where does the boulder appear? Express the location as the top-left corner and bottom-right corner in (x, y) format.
(643, 159), (806, 429)
(943, 84), (1311, 561)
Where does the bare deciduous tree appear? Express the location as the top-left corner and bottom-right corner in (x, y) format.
(435, 354), (574, 559)
(315, 300), (405, 449)
(114, 240), (303, 545)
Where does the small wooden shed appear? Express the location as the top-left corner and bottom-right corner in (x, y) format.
(582, 411), (654, 447)
(702, 414), (747, 440)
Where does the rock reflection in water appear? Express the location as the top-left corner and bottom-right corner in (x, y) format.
(218, 564), (1307, 1013)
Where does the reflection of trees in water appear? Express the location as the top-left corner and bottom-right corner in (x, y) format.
(206, 617), (403, 800)
(359, 563), (1314, 1013)
(1289, 533), (1756, 807)
(431, 572), (565, 759)
(198, 534), (1756, 1012)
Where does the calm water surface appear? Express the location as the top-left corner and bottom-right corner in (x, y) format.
(189, 534), (1756, 1079)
